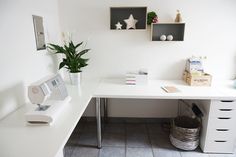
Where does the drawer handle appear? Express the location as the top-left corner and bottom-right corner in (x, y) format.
(219, 109), (233, 111)
(216, 129), (229, 132)
(218, 117), (231, 120)
(215, 140), (227, 143)
(220, 100), (234, 103)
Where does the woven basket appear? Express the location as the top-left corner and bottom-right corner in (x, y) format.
(170, 134), (199, 150)
(170, 116), (201, 150)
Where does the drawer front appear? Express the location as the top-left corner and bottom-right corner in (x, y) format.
(210, 100), (236, 118)
(210, 108), (236, 117)
(203, 139), (235, 153)
(211, 100), (236, 111)
(207, 128), (234, 140)
(208, 116), (236, 131)
(202, 100), (236, 153)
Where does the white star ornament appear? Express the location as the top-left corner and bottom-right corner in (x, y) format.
(124, 14), (138, 30)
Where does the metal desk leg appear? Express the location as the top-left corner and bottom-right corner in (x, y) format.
(96, 98), (102, 149)
(104, 98), (108, 123)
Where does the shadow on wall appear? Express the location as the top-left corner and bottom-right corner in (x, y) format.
(233, 54), (236, 79)
(45, 50), (59, 74)
(0, 82), (26, 120)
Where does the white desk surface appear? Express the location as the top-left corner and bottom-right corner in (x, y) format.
(94, 79), (236, 100)
(0, 79), (99, 157)
(1, 78), (236, 157)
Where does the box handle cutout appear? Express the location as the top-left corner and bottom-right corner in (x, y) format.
(216, 129), (229, 132)
(219, 109), (233, 111)
(214, 140), (227, 143)
(218, 117), (231, 120)
(220, 100), (234, 103)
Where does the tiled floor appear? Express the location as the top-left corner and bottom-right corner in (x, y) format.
(64, 121), (236, 157)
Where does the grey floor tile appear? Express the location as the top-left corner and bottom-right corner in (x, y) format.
(67, 133), (80, 145)
(147, 123), (169, 135)
(127, 134), (151, 148)
(78, 132), (97, 146)
(71, 146), (99, 157)
(126, 123), (148, 135)
(64, 145), (75, 157)
(150, 134), (174, 149)
(73, 122), (85, 133)
(81, 122), (97, 133)
(99, 147), (125, 157)
(153, 148), (181, 157)
(180, 150), (209, 157)
(126, 147), (153, 157)
(102, 133), (125, 147)
(103, 123), (125, 134)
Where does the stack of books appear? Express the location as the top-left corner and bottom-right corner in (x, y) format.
(185, 57), (204, 76)
(183, 56), (212, 86)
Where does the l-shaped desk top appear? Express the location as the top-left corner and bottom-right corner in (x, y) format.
(0, 79), (236, 157)
(94, 79), (236, 100)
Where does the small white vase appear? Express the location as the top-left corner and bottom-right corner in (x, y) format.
(69, 72), (81, 86)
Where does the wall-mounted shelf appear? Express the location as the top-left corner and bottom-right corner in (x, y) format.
(151, 23), (185, 41)
(110, 7), (147, 30)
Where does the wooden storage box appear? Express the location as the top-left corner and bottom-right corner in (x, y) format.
(183, 71), (212, 86)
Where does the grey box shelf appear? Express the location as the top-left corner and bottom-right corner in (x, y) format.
(110, 7), (147, 30)
(151, 23), (185, 41)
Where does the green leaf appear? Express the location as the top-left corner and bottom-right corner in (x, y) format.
(76, 49), (90, 58)
(59, 62), (66, 69)
(48, 41), (90, 72)
(75, 42), (83, 48)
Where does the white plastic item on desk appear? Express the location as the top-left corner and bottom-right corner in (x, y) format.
(25, 96), (71, 125)
(126, 71), (148, 85)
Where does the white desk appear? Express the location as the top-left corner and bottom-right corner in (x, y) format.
(0, 80), (99, 157)
(93, 79), (236, 153)
(94, 79), (236, 100)
(1, 78), (236, 157)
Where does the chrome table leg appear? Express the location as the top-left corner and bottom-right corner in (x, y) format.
(104, 98), (108, 123)
(96, 98), (102, 149)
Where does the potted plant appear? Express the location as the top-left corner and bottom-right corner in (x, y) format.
(47, 41), (90, 85)
(147, 11), (158, 25)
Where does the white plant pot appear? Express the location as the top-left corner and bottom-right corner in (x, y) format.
(69, 72), (81, 86)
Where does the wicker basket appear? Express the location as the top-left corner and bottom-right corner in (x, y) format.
(170, 116), (201, 150)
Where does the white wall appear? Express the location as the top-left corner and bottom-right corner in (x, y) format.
(58, 0), (236, 117)
(0, 0), (61, 120)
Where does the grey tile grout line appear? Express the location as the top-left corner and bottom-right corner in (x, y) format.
(145, 123), (155, 157)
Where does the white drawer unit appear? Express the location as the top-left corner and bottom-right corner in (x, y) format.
(199, 100), (236, 153)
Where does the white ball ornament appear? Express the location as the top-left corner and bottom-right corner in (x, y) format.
(167, 35), (174, 41)
(160, 35), (167, 41)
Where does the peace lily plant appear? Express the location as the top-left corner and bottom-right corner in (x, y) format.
(47, 34), (90, 85)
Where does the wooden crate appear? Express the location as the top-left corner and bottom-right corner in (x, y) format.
(183, 71), (212, 86)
